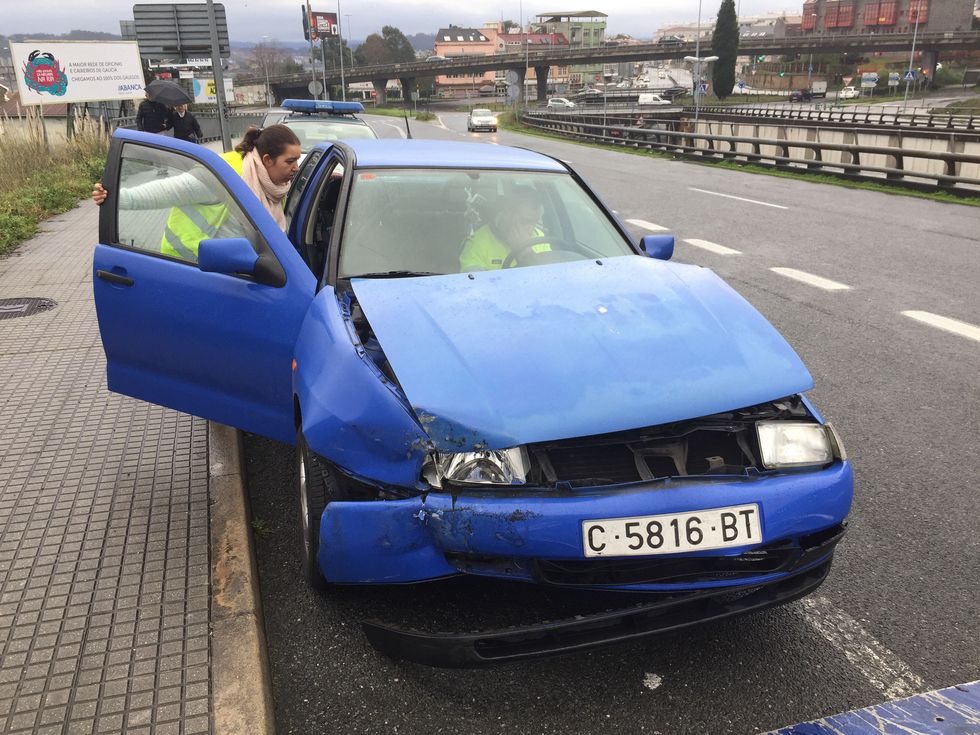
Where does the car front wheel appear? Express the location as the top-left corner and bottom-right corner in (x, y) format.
(296, 429), (340, 590)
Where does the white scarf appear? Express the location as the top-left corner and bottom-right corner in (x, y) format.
(240, 149), (289, 230)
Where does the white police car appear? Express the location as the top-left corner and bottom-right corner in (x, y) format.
(263, 99), (378, 156)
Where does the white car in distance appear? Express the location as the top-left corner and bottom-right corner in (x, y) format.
(547, 97), (576, 110)
(467, 108), (498, 133)
(638, 93), (671, 106)
(839, 86), (861, 99)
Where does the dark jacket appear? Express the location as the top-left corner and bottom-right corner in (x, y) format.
(172, 110), (204, 143)
(136, 100), (172, 133)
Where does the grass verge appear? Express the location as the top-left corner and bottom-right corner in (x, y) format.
(362, 106), (437, 121)
(0, 115), (108, 257)
(498, 114), (980, 207)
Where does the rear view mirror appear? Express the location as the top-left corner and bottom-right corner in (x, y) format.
(639, 234), (674, 261)
(198, 238), (259, 275)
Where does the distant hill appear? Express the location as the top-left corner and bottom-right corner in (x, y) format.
(4, 30), (122, 43)
(408, 33), (436, 52)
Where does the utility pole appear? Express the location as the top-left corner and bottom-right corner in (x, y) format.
(902, 2), (922, 112)
(345, 14), (354, 68)
(305, 0), (319, 99)
(337, 0), (346, 101)
(206, 0), (230, 150)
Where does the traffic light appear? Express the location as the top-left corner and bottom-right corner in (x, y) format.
(779, 71), (786, 77)
(756, 55), (765, 62)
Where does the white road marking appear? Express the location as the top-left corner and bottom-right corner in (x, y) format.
(689, 187), (789, 210)
(375, 120), (407, 139)
(433, 114), (450, 130)
(626, 218), (668, 232)
(770, 267), (850, 291)
(684, 238), (742, 256)
(901, 311), (980, 343)
(642, 673), (663, 691)
(802, 597), (926, 699)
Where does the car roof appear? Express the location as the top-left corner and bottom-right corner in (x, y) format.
(342, 140), (566, 172)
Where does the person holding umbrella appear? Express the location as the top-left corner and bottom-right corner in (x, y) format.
(138, 80), (194, 134)
(136, 90), (171, 134)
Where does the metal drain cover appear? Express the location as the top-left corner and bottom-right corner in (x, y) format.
(0, 297), (58, 320)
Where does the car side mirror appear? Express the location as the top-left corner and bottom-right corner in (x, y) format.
(198, 237), (259, 275)
(639, 234), (674, 261)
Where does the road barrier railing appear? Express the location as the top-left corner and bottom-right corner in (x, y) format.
(693, 104), (979, 131)
(522, 111), (980, 194)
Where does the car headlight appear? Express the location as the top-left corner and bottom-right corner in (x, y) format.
(425, 448), (529, 488)
(756, 422), (846, 469)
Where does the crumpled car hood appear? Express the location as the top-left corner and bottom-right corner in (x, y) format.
(351, 256), (813, 451)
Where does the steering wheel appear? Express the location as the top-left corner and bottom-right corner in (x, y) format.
(500, 236), (581, 269)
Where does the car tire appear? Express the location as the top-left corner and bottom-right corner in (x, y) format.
(296, 429), (336, 590)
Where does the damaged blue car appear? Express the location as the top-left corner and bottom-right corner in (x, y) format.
(94, 131), (853, 667)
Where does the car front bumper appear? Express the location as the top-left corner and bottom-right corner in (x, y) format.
(361, 557), (836, 667)
(319, 461), (853, 589)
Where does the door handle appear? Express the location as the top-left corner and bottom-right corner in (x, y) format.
(96, 269), (134, 286)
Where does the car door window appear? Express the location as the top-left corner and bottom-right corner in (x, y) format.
(116, 143), (256, 265)
(298, 160), (345, 279)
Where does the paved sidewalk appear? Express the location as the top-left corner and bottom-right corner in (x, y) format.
(0, 202), (214, 734)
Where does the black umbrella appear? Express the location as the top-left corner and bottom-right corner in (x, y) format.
(146, 79), (193, 107)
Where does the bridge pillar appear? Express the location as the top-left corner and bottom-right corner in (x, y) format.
(534, 66), (550, 103)
(511, 68), (527, 104)
(919, 51), (938, 86)
(398, 78), (417, 108)
(372, 80), (389, 106)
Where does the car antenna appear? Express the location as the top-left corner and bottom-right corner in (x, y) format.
(402, 109), (413, 139)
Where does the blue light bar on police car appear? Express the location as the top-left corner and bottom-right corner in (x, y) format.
(281, 99), (365, 114)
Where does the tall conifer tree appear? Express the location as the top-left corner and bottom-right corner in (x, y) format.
(711, 0), (739, 100)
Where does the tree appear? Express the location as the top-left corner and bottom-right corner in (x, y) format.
(381, 26), (416, 63)
(354, 25), (416, 66)
(711, 0), (739, 100)
(319, 36), (355, 72)
(245, 41), (302, 79)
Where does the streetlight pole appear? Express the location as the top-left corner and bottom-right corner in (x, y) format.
(345, 14), (354, 68)
(260, 35), (272, 107)
(337, 0), (346, 101)
(902, 3), (921, 111)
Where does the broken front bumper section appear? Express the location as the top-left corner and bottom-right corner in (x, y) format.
(362, 558), (832, 668)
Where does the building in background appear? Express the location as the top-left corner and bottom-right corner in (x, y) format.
(490, 22), (571, 94)
(531, 11), (607, 86)
(433, 26), (495, 97)
(799, 0), (974, 34)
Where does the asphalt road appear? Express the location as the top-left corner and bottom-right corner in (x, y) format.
(243, 111), (980, 734)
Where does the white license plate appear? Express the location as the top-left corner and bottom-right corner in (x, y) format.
(582, 504), (762, 558)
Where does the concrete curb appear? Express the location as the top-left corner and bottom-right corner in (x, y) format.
(208, 422), (276, 735)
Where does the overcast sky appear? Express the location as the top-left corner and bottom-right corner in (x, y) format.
(7, 0), (800, 43)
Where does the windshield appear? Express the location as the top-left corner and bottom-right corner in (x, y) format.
(339, 169), (636, 278)
(284, 119), (377, 151)
(471, 109), (493, 116)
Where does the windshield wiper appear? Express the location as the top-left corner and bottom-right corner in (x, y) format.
(352, 271), (444, 279)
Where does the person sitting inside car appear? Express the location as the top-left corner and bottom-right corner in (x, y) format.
(459, 188), (551, 271)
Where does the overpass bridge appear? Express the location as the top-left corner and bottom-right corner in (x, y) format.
(239, 31), (980, 104)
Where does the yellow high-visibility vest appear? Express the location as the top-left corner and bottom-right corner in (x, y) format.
(160, 151), (245, 260)
(459, 225), (548, 272)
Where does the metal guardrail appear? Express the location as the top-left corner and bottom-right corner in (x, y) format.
(523, 112), (980, 194)
(694, 104), (980, 132)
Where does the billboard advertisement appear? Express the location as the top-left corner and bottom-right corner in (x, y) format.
(309, 11), (339, 40)
(10, 41), (145, 106)
(192, 77), (234, 104)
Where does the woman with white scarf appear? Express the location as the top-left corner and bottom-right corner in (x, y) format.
(92, 124), (302, 236)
